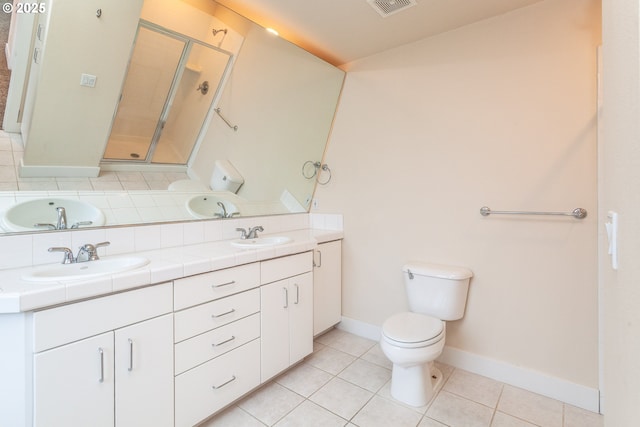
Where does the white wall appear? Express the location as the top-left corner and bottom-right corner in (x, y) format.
(22, 0), (143, 169)
(316, 0), (601, 394)
(600, 1), (640, 424)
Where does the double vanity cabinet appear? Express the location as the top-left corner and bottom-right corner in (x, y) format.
(0, 236), (342, 427)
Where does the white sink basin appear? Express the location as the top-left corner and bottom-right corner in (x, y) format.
(22, 256), (150, 282)
(231, 236), (292, 248)
(186, 195), (239, 219)
(1, 198), (105, 232)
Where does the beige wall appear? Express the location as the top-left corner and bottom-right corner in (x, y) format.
(601, 1), (640, 424)
(193, 24), (344, 206)
(316, 0), (601, 390)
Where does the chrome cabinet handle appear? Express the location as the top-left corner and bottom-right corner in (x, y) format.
(211, 308), (236, 318)
(314, 250), (322, 268)
(212, 375), (237, 390)
(294, 283), (300, 304)
(212, 280), (236, 289)
(283, 287), (288, 308)
(128, 339), (133, 372)
(98, 348), (105, 383)
(212, 336), (236, 347)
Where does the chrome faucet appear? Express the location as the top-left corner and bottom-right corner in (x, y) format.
(235, 226), (263, 239)
(34, 206), (70, 230)
(56, 207), (67, 230)
(215, 202), (239, 218)
(215, 202), (228, 218)
(48, 241), (110, 264)
(247, 226), (264, 239)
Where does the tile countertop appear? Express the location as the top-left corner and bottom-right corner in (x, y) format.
(0, 229), (343, 314)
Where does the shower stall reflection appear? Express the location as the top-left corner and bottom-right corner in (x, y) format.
(102, 22), (232, 165)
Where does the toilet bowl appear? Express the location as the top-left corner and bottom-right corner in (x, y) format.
(380, 262), (472, 407)
(380, 312), (446, 406)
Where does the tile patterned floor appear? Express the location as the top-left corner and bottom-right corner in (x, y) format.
(0, 131), (188, 191)
(202, 328), (604, 427)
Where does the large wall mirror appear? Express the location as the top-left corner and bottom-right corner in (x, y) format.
(0, 0), (344, 234)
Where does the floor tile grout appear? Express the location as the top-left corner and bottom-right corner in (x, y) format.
(203, 324), (602, 426)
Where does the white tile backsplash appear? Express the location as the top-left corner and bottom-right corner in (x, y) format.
(0, 234), (32, 270)
(161, 223), (184, 248)
(0, 212), (343, 271)
(134, 226), (162, 252)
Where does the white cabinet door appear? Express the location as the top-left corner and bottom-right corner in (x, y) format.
(313, 240), (342, 336)
(289, 272), (314, 364)
(115, 314), (174, 427)
(261, 272), (314, 381)
(261, 279), (291, 381)
(34, 332), (114, 427)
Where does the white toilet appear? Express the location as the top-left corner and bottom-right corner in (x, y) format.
(168, 159), (244, 193)
(380, 262), (473, 407)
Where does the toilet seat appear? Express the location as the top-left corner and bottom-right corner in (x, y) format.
(382, 312), (444, 348)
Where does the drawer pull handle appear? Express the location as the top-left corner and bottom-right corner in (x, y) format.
(212, 335), (236, 347)
(211, 308), (236, 318)
(98, 347), (105, 383)
(128, 339), (134, 372)
(212, 375), (237, 390)
(212, 280), (236, 289)
(283, 287), (288, 308)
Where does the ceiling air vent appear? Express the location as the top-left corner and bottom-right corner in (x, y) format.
(367, 0), (417, 17)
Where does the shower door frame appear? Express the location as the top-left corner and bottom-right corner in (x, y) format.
(102, 20), (233, 166)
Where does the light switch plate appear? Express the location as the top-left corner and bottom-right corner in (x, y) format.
(80, 73), (97, 87)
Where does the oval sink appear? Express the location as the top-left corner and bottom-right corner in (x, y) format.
(22, 256), (150, 282)
(1, 198), (105, 232)
(186, 195), (239, 219)
(231, 236), (292, 248)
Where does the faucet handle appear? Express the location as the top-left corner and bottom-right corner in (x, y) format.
(91, 241), (110, 260)
(49, 247), (74, 264)
(77, 241), (110, 262)
(236, 228), (248, 239)
(34, 223), (56, 230)
(70, 221), (93, 229)
(247, 226), (264, 239)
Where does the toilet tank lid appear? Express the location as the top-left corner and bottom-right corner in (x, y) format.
(403, 262), (473, 279)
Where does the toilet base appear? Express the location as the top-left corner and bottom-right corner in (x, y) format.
(390, 361), (443, 407)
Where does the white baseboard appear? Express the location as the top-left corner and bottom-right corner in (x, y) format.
(19, 161), (100, 178)
(336, 316), (600, 413)
(336, 316), (382, 341)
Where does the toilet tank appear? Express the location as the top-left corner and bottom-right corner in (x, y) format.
(403, 262), (473, 321)
(210, 160), (244, 193)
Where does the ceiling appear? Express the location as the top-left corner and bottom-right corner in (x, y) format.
(216, 0), (545, 66)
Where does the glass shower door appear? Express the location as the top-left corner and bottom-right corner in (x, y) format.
(150, 42), (231, 164)
(103, 26), (186, 161)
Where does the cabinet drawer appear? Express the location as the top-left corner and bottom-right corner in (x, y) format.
(175, 339), (260, 427)
(174, 263), (260, 311)
(260, 251), (313, 285)
(175, 313), (260, 375)
(33, 283), (173, 352)
(174, 288), (260, 343)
